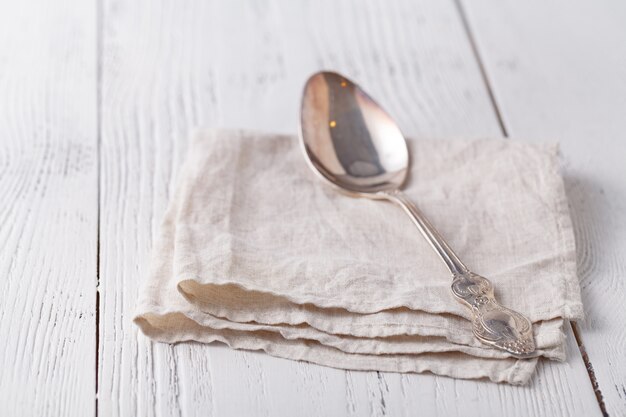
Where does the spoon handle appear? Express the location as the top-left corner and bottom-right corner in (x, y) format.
(384, 190), (536, 357)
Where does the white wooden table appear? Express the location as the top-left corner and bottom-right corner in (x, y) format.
(1, 0), (624, 415)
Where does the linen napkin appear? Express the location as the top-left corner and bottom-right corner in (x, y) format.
(134, 129), (583, 385)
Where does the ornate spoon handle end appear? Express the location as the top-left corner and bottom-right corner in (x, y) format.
(452, 272), (535, 356)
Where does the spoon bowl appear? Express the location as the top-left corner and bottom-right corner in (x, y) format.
(300, 71), (408, 196)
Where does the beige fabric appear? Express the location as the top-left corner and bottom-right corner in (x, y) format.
(134, 129), (583, 385)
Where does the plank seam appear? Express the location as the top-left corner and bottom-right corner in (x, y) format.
(572, 322), (609, 417)
(453, 0), (509, 137)
(95, 0), (104, 415)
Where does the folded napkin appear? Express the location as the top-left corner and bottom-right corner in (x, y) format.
(134, 129), (583, 385)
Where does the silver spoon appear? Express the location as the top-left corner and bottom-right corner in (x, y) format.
(299, 71), (535, 357)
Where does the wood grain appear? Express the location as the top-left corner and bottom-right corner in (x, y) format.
(0, 0), (97, 416)
(98, 0), (603, 416)
(460, 0), (626, 415)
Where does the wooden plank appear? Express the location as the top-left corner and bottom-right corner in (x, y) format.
(0, 0), (97, 416)
(459, 0), (626, 415)
(98, 0), (601, 415)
